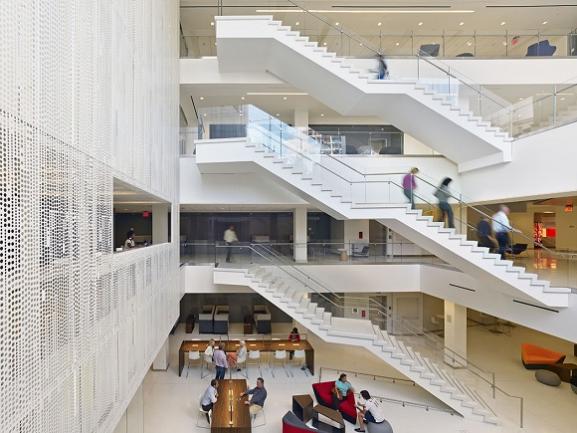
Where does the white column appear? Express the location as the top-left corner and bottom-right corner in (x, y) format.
(152, 204), (169, 245)
(343, 220), (370, 254)
(293, 207), (307, 263)
(444, 301), (467, 367)
(293, 108), (309, 133)
(152, 337), (170, 371)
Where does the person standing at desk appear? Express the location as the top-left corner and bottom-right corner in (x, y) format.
(288, 327), (300, 360)
(213, 343), (228, 380)
(224, 225), (238, 263)
(241, 377), (268, 417)
(200, 379), (218, 423)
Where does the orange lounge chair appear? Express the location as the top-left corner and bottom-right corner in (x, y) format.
(521, 343), (565, 369)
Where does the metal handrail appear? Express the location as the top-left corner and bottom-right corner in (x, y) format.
(317, 367), (458, 416)
(214, 243), (524, 427)
(325, 154), (577, 260)
(283, 0), (509, 111)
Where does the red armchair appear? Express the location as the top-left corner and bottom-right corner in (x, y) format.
(282, 411), (318, 433)
(521, 343), (565, 369)
(312, 381), (357, 423)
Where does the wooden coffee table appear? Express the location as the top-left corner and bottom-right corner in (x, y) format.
(547, 363), (577, 383)
(312, 405), (345, 433)
(292, 394), (313, 423)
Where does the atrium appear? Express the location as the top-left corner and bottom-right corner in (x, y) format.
(2, 1), (577, 433)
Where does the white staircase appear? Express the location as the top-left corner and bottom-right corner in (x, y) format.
(196, 136), (571, 308)
(214, 266), (499, 424)
(215, 15), (512, 172)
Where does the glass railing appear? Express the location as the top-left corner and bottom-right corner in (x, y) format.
(184, 0), (577, 138)
(180, 1), (576, 59)
(195, 104), (577, 288)
(217, 243), (524, 427)
(180, 241), (446, 267)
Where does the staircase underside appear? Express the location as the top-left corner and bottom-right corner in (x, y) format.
(215, 16), (511, 172)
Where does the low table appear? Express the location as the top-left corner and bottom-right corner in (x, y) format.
(312, 405), (345, 433)
(547, 363), (577, 383)
(292, 394), (313, 423)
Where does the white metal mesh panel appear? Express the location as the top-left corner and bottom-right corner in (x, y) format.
(0, 1), (180, 433)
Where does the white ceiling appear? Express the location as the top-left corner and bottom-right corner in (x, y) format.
(114, 178), (169, 211)
(180, 0), (577, 37)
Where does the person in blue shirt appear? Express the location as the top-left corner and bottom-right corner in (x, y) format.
(333, 373), (354, 408)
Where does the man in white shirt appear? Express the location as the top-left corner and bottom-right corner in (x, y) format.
(200, 379), (218, 423)
(223, 225), (238, 263)
(355, 390), (386, 432)
(492, 205), (518, 259)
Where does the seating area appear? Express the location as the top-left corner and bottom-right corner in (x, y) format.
(521, 343), (566, 369)
(311, 381), (357, 424)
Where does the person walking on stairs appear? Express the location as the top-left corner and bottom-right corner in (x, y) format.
(402, 168), (419, 210)
(434, 177), (454, 229)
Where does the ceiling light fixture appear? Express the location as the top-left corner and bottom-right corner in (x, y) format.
(241, 96), (245, 100)
(323, 42), (327, 46)
(275, 113), (280, 117)
(295, 21), (300, 26)
(459, 21), (464, 26)
(282, 96), (288, 100)
(210, 21), (214, 26)
(320, 113), (325, 117)
(418, 21), (423, 26)
(377, 22), (382, 27)
(335, 22), (340, 26)
(255, 9), (476, 14)
(395, 42), (400, 46)
(466, 41), (472, 46)
(542, 20), (548, 25)
(245, 92), (308, 96)
(500, 21), (506, 26)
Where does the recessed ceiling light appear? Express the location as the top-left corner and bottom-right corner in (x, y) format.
(359, 43), (363, 47)
(295, 21), (300, 26)
(502, 41), (508, 46)
(418, 22), (423, 26)
(323, 42), (327, 46)
(335, 22), (340, 26)
(214, 42), (217, 46)
(320, 113), (325, 117)
(275, 113), (280, 117)
(518, 97), (524, 100)
(500, 21), (506, 26)
(203, 113), (207, 117)
(542, 20), (548, 25)
(395, 42), (400, 46)
(241, 96), (245, 100)
(377, 22), (382, 27)
(459, 22), (464, 26)
(210, 21), (214, 26)
(199, 96), (204, 100)
(282, 96), (287, 100)
(466, 41), (472, 46)
(561, 97), (566, 101)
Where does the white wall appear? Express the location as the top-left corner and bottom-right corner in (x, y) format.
(181, 57), (577, 87)
(461, 121), (577, 203)
(180, 156), (307, 206)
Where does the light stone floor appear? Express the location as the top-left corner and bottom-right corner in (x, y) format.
(143, 321), (577, 433)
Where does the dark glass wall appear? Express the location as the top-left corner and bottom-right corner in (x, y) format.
(180, 211), (339, 243)
(310, 124), (403, 154)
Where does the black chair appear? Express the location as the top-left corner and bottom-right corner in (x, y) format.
(509, 243), (528, 256)
(418, 44), (440, 57)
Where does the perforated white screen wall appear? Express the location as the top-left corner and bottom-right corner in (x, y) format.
(0, 1), (180, 433)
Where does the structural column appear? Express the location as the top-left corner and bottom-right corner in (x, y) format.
(152, 203), (169, 244)
(343, 220), (370, 255)
(293, 107), (309, 133)
(293, 207), (307, 263)
(444, 301), (467, 367)
(152, 337), (170, 371)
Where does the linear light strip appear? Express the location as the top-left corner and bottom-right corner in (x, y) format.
(255, 9), (476, 14)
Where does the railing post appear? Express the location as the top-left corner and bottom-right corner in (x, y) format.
(553, 84), (557, 125)
(520, 397), (524, 428)
(492, 372), (496, 399)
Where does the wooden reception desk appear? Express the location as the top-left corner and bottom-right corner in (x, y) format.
(212, 379), (251, 433)
(178, 339), (314, 377)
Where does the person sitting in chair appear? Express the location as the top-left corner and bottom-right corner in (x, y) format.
(200, 379), (218, 423)
(333, 373), (354, 408)
(355, 390), (386, 432)
(241, 377), (268, 417)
